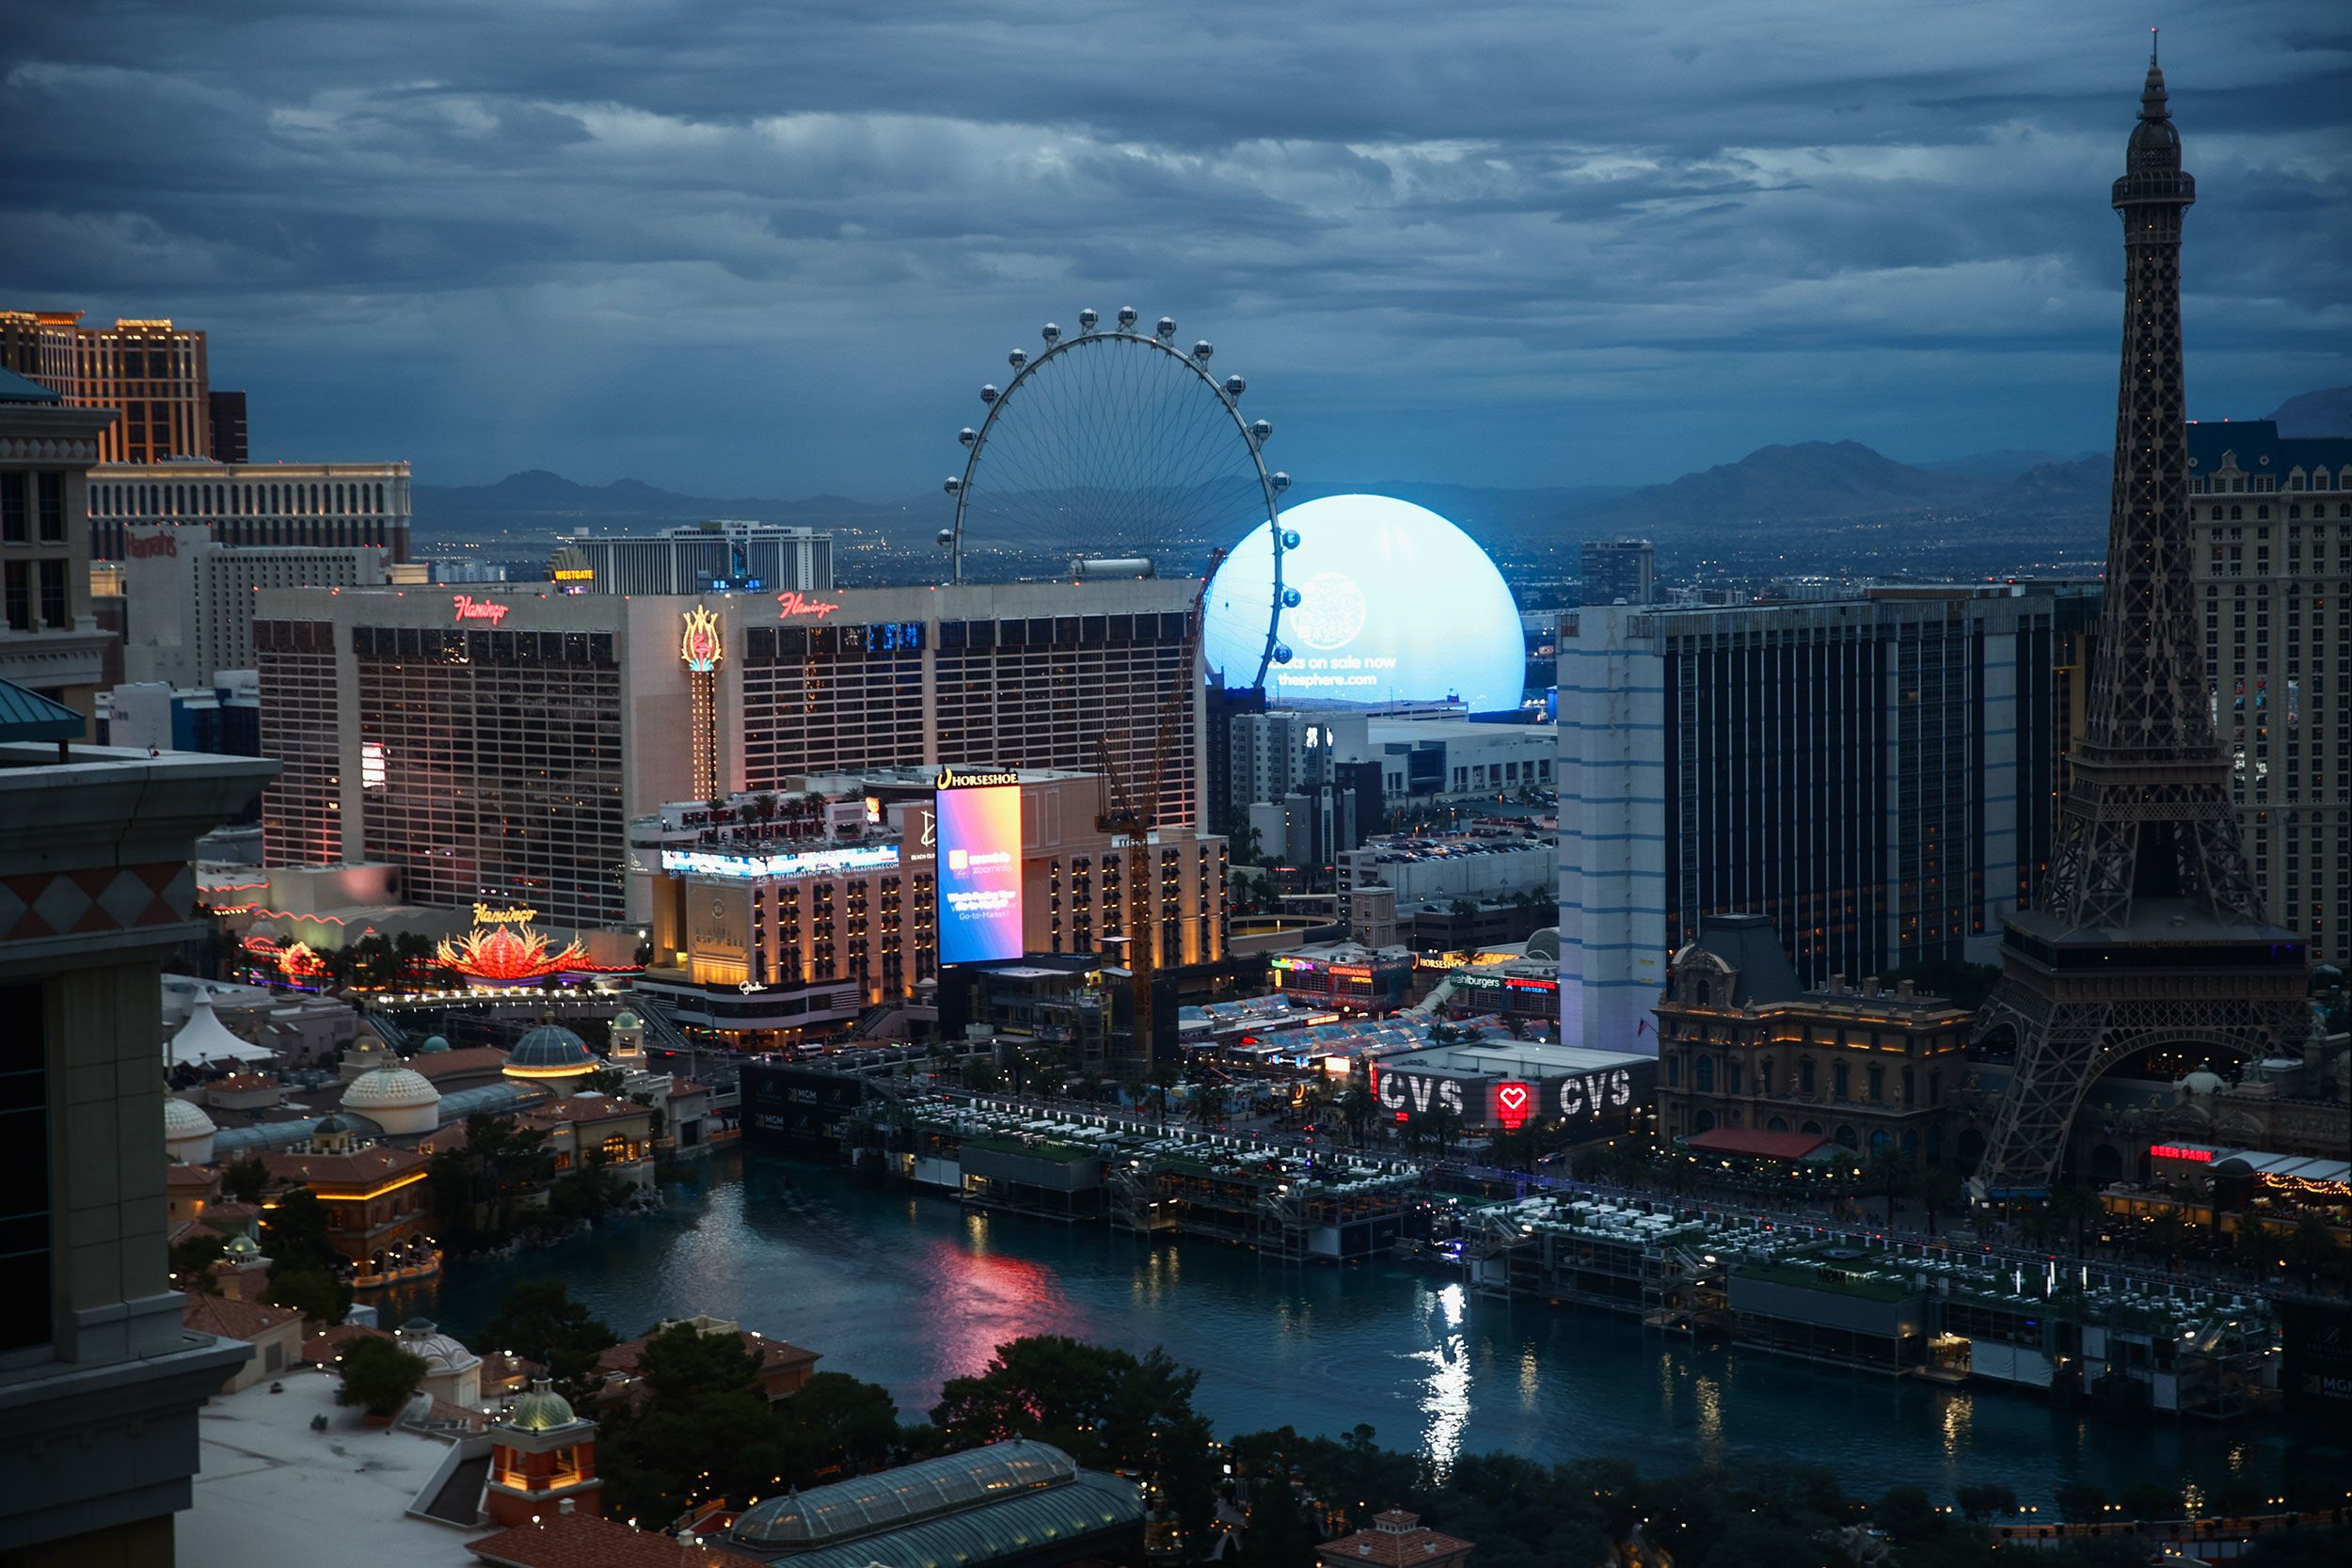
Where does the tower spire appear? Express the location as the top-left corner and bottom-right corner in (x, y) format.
(1963, 59), (2305, 1199)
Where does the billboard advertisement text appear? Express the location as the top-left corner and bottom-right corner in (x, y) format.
(936, 783), (1023, 964)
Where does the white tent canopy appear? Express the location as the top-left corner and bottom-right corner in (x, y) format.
(167, 991), (276, 1068)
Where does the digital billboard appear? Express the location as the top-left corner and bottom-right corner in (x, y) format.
(935, 775), (1024, 965)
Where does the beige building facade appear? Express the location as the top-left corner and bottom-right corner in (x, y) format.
(253, 579), (1208, 930)
(0, 371), (116, 724)
(2188, 420), (2352, 968)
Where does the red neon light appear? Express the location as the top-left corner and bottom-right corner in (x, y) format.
(777, 591), (841, 620)
(2151, 1144), (2213, 1164)
(1493, 1080), (1532, 1132)
(453, 594), (510, 625)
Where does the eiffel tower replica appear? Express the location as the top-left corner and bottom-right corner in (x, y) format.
(1968, 46), (2309, 1198)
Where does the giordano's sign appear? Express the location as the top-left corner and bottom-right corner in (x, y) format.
(680, 605), (723, 673)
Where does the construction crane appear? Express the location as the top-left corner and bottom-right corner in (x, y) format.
(1094, 548), (1222, 1085)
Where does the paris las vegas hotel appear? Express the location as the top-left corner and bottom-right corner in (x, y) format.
(252, 577), (1229, 1027)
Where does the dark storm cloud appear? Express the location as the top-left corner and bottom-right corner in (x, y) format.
(5, 0), (2346, 494)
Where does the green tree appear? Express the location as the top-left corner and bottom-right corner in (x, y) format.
(1873, 1483), (1944, 1543)
(265, 1264), (351, 1326)
(774, 1371), (902, 1481)
(932, 1336), (1216, 1540)
(262, 1188), (342, 1275)
(1149, 1061), (1180, 1131)
(2051, 1482), (2108, 1523)
(2046, 1184), (2106, 1257)
(1918, 1164), (1966, 1236)
(1955, 1482), (2017, 1521)
(600, 1323), (783, 1526)
(169, 1231), (229, 1292)
(549, 1149), (628, 1225)
(339, 1334), (429, 1417)
(1190, 1082), (1230, 1131)
(221, 1156), (272, 1204)
(429, 1114), (556, 1244)
(584, 1066), (628, 1097)
(484, 1280), (618, 1402)
(1867, 1152), (1915, 1229)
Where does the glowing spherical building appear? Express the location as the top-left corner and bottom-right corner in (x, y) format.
(1203, 494), (1524, 711)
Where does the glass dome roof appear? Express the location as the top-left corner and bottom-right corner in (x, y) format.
(732, 1439), (1076, 1546)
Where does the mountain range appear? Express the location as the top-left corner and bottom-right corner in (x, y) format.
(412, 385), (2350, 574)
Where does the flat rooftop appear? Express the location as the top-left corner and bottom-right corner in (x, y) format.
(183, 1366), (485, 1568)
(1375, 1040), (1649, 1077)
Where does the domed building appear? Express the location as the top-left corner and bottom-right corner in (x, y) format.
(164, 1096), (216, 1165)
(606, 1010), (644, 1067)
(342, 1065), (443, 1136)
(338, 1032), (398, 1086)
(484, 1378), (602, 1526)
(1204, 493), (1526, 711)
(394, 1317), (484, 1410)
(503, 1022), (599, 1098)
(415, 1034), (451, 1054)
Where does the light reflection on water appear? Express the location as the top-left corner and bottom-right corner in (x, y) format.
(412, 1153), (2335, 1503)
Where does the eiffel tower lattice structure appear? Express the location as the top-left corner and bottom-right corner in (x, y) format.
(1967, 46), (2309, 1198)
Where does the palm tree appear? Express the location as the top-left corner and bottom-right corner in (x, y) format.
(2045, 1184), (2106, 1259)
(1420, 1105), (1464, 1162)
(1149, 1061), (1180, 1132)
(1917, 1164), (1965, 1237)
(1866, 1152), (1915, 1229)
(1190, 1083), (1230, 1131)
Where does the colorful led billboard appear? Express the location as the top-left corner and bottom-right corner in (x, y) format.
(935, 777), (1024, 964)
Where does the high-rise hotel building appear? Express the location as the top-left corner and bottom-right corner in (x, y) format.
(88, 461), (412, 562)
(253, 579), (1207, 930)
(2189, 420), (2352, 966)
(1558, 587), (2070, 1054)
(0, 311), (221, 465)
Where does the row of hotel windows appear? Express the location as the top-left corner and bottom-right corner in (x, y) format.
(2201, 503), (2352, 522)
(1667, 1053), (1944, 1104)
(2190, 467), (2350, 494)
(88, 479), (395, 518)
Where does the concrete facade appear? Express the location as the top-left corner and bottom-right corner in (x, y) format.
(0, 741), (276, 1566)
(0, 382), (116, 724)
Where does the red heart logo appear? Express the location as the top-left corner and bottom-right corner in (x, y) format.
(1498, 1085), (1527, 1110)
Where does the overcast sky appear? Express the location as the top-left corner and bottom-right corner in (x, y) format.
(8, 0), (2347, 497)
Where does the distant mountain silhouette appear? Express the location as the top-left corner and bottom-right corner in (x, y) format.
(1914, 449), (2078, 479)
(2269, 386), (2352, 439)
(1562, 439), (1988, 534)
(412, 470), (914, 542)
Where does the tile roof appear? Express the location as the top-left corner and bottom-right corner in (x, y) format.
(1314, 1513), (1475, 1568)
(182, 1291), (304, 1341)
(261, 1144), (431, 1186)
(167, 1164), (222, 1189)
(303, 1323), (393, 1364)
(469, 1513), (762, 1568)
(596, 1327), (818, 1382)
(524, 1097), (650, 1125)
(1686, 1127), (1829, 1163)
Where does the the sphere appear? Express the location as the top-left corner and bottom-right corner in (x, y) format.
(1117, 306), (1137, 328)
(1224, 374), (1246, 397)
(1203, 495), (1525, 710)
(959, 427), (978, 447)
(1193, 340), (1214, 361)
(980, 383), (998, 404)
(1041, 322), (1060, 343)
(1250, 420), (1272, 442)
(1155, 316), (1176, 339)
(1009, 349), (1026, 370)
(1078, 308), (1099, 331)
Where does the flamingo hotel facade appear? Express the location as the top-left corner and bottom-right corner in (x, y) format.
(251, 579), (1214, 939)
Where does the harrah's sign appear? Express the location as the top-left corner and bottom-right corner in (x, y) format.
(453, 594), (510, 626)
(777, 591), (841, 620)
(124, 531), (180, 559)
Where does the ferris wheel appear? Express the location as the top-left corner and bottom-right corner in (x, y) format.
(942, 307), (1296, 689)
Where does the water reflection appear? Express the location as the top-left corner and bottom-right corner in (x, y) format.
(405, 1153), (2318, 1506)
(1940, 1392), (1974, 1459)
(1410, 1285), (1471, 1480)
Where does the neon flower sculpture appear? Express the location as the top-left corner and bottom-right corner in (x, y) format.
(435, 923), (589, 985)
(274, 940), (327, 981)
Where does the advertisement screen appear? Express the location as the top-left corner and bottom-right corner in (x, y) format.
(935, 782), (1024, 964)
